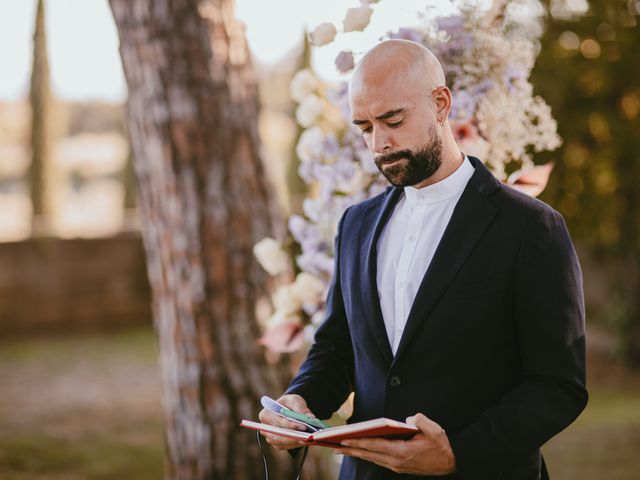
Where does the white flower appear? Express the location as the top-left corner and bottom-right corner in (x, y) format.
(253, 238), (289, 276)
(343, 6), (373, 33)
(267, 310), (297, 327)
(295, 94), (325, 127)
(292, 272), (326, 305)
(296, 126), (325, 162)
(290, 69), (319, 103)
(273, 284), (302, 315)
(309, 23), (337, 46)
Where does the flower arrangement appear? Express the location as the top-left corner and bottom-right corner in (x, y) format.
(254, 0), (560, 352)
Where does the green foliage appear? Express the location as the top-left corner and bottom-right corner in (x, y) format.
(0, 434), (163, 480)
(534, 0), (639, 252)
(0, 329), (162, 480)
(532, 0), (640, 365)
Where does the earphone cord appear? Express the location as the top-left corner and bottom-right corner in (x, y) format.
(256, 431), (309, 480)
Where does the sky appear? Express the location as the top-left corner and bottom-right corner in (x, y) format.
(0, 0), (455, 102)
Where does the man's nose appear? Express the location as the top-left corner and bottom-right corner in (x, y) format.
(371, 128), (391, 154)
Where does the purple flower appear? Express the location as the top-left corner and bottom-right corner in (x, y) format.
(323, 135), (340, 157)
(313, 164), (337, 187)
(503, 65), (526, 92)
(358, 149), (377, 175)
(431, 17), (473, 64)
(327, 82), (351, 120)
(367, 181), (388, 198)
(444, 64), (465, 87)
(335, 50), (355, 73)
(436, 16), (464, 35)
(450, 89), (476, 120)
(288, 215), (308, 242)
(298, 160), (315, 184)
(472, 79), (496, 96)
(302, 199), (323, 223)
(388, 27), (424, 43)
(297, 252), (334, 277)
(335, 193), (365, 214)
(334, 155), (357, 181)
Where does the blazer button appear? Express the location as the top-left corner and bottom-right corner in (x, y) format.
(389, 375), (402, 387)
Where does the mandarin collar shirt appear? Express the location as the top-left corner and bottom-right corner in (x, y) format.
(376, 155), (475, 355)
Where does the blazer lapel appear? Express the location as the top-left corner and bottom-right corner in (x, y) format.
(393, 157), (501, 360)
(360, 186), (403, 365)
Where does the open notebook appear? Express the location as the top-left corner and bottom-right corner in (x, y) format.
(241, 417), (419, 447)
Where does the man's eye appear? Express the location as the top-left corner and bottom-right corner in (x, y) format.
(388, 120), (403, 128)
(361, 126), (372, 134)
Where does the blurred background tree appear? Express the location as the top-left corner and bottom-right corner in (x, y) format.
(533, 0), (640, 366)
(108, 0), (298, 478)
(28, 0), (51, 232)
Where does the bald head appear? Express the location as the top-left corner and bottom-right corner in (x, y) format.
(349, 40), (445, 103)
(347, 40), (461, 188)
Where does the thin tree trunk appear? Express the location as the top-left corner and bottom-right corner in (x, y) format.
(109, 1), (294, 477)
(29, 0), (51, 227)
(122, 146), (137, 210)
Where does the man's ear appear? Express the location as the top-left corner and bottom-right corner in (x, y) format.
(432, 86), (452, 119)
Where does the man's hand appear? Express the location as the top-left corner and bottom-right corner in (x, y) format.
(335, 413), (456, 476)
(258, 394), (315, 450)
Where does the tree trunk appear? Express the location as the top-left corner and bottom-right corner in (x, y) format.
(108, 1), (295, 477)
(29, 0), (51, 227)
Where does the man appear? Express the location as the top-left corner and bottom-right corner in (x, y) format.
(259, 40), (587, 479)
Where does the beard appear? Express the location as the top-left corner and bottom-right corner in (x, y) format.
(374, 133), (443, 188)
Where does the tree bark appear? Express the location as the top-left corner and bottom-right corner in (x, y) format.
(108, 1), (295, 477)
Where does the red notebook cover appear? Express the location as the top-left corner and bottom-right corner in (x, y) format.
(241, 417), (419, 447)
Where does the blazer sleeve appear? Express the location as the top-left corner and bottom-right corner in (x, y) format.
(448, 205), (588, 478)
(285, 207), (355, 420)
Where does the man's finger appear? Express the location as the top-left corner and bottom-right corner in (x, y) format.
(261, 432), (306, 449)
(279, 395), (316, 417)
(406, 413), (444, 436)
(339, 446), (398, 471)
(340, 437), (397, 454)
(258, 408), (308, 431)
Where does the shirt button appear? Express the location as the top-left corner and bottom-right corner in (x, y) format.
(389, 375), (402, 387)
(409, 234), (417, 242)
(398, 281), (404, 288)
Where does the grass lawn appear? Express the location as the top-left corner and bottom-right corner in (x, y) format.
(0, 329), (163, 480)
(543, 348), (640, 479)
(0, 327), (639, 479)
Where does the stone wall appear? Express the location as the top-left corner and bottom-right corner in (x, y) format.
(0, 232), (151, 335)
(0, 234), (621, 337)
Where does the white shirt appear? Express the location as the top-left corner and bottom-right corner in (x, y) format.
(376, 156), (475, 355)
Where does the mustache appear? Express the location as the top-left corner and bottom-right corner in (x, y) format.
(374, 149), (413, 166)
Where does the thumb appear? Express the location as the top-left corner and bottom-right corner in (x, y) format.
(406, 413), (443, 436)
(285, 395), (316, 417)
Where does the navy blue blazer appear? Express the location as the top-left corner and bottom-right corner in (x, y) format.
(287, 156), (588, 479)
